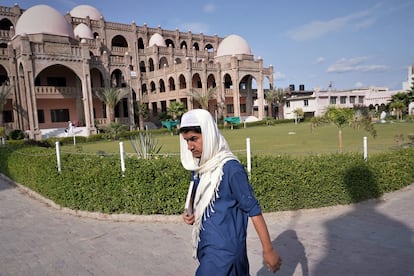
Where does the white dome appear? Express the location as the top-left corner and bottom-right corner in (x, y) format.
(216, 34), (252, 57)
(74, 23), (94, 39)
(15, 5), (74, 38)
(70, 5), (102, 20)
(149, 33), (166, 47)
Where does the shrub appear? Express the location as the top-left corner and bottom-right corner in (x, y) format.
(0, 145), (413, 215)
(9, 129), (25, 140)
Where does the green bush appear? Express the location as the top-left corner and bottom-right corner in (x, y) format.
(9, 129), (25, 140)
(0, 145), (413, 215)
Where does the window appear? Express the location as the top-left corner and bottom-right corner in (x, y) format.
(38, 110), (45, 123)
(350, 96), (356, 104)
(340, 96), (347, 104)
(286, 101), (290, 108)
(240, 104), (247, 113)
(304, 99), (309, 106)
(358, 96), (364, 104)
(330, 97), (337, 104)
(3, 110), (13, 123)
(161, 101), (167, 113)
(227, 104), (234, 114)
(50, 109), (69, 122)
(152, 102), (158, 116)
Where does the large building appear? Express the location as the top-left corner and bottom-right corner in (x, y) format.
(0, 4), (273, 139)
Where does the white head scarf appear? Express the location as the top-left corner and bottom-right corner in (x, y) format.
(179, 109), (237, 258)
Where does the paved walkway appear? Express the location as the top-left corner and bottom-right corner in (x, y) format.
(0, 175), (413, 275)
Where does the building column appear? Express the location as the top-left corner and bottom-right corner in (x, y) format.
(24, 70), (40, 139)
(80, 40), (96, 135)
(125, 53), (135, 130)
(257, 73), (264, 120)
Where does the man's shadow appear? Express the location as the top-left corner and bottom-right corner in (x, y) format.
(257, 229), (309, 275)
(312, 163), (414, 275)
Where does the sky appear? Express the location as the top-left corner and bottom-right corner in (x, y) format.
(3, 0), (414, 91)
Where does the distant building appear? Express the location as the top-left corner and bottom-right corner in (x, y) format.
(283, 86), (396, 120)
(0, 4), (273, 139)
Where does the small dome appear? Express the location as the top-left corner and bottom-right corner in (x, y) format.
(15, 5), (74, 38)
(70, 5), (102, 20)
(216, 34), (252, 57)
(149, 33), (166, 47)
(74, 23), (94, 39)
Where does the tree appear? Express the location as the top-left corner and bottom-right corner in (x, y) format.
(189, 86), (218, 110)
(264, 89), (278, 118)
(274, 88), (288, 120)
(134, 101), (148, 130)
(293, 108), (304, 124)
(94, 87), (128, 124)
(167, 101), (186, 120)
(389, 101), (405, 121)
(0, 81), (12, 127)
(312, 106), (376, 153)
(388, 90), (412, 118)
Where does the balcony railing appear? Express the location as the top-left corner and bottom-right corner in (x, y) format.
(35, 86), (79, 97)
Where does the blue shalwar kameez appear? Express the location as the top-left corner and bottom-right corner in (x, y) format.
(192, 160), (262, 276)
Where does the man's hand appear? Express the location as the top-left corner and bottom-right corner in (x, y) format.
(263, 248), (282, 273)
(183, 211), (195, 225)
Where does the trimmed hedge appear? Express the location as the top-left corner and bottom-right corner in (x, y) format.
(0, 145), (413, 215)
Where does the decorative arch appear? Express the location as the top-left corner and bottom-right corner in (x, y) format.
(223, 74), (233, 89)
(110, 69), (125, 87)
(159, 56), (168, 69)
(192, 73), (202, 88)
(180, 41), (187, 49)
(0, 64), (9, 84)
(150, 81), (156, 93)
(149, 58), (155, 72)
(192, 43), (200, 51)
(159, 79), (166, 93)
(138, 37), (145, 49)
(165, 39), (175, 48)
(35, 64), (80, 88)
(34, 64), (84, 129)
(141, 83), (148, 95)
(0, 18), (13, 30)
(90, 67), (104, 88)
(205, 43), (214, 52)
(175, 58), (182, 64)
(179, 74), (186, 89)
(111, 35), (128, 48)
(207, 74), (216, 88)
(169, 77), (176, 91)
(239, 75), (254, 90)
(139, 60), (146, 73)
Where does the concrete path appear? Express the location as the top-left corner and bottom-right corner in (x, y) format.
(0, 175), (413, 275)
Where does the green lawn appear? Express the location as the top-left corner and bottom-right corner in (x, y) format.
(61, 121), (414, 157)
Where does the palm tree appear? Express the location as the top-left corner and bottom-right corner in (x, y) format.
(94, 87), (128, 124)
(134, 101), (148, 130)
(388, 91), (411, 117)
(274, 88), (288, 120)
(389, 101), (406, 121)
(167, 101), (186, 120)
(189, 86), (218, 110)
(0, 81), (12, 127)
(313, 106), (376, 153)
(264, 89), (278, 118)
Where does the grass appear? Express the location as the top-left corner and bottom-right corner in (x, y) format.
(61, 121), (414, 157)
